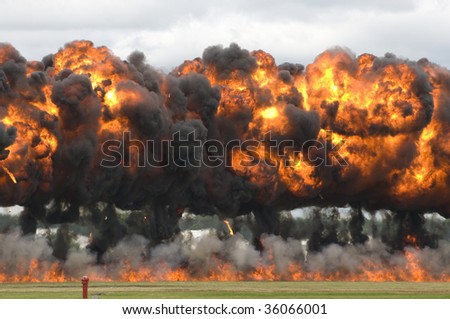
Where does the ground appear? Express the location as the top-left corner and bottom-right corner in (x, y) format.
(0, 282), (449, 298)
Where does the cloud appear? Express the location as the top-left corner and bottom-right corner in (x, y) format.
(0, 0), (208, 30)
(0, 0), (449, 68)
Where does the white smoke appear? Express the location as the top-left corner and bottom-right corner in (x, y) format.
(1, 228), (450, 281)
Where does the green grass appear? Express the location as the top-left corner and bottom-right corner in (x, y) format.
(0, 281), (449, 299)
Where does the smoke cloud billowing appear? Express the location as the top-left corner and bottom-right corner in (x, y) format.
(1, 41), (450, 273)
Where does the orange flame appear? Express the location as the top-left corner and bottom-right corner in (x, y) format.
(0, 232), (448, 283)
(1, 41), (449, 213)
(404, 234), (418, 248)
(0, 248), (448, 283)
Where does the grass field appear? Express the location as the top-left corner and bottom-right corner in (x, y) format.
(0, 281), (449, 299)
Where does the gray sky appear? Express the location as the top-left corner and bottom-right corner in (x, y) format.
(1, 0), (449, 69)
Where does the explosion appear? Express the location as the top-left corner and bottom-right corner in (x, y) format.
(1, 40), (450, 282)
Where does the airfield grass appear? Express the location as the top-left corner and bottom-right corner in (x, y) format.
(0, 281), (449, 299)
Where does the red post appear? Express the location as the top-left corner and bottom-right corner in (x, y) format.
(82, 276), (89, 299)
